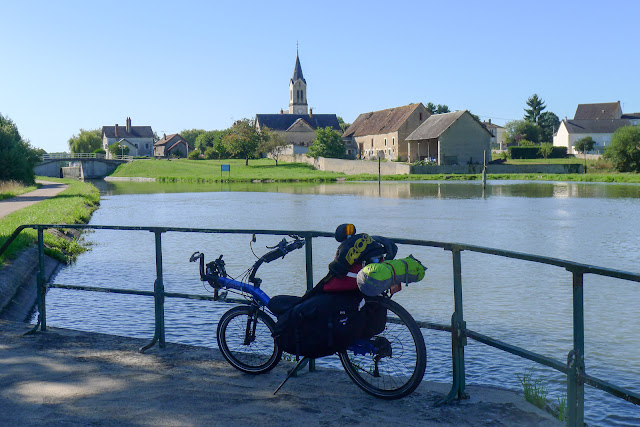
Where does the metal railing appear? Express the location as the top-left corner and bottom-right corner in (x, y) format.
(39, 153), (133, 161)
(1, 224), (639, 426)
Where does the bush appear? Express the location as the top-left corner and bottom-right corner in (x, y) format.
(0, 114), (39, 183)
(604, 126), (640, 172)
(92, 148), (106, 154)
(188, 150), (201, 160)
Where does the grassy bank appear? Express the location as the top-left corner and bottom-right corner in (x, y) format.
(110, 158), (345, 182)
(109, 157), (640, 184)
(0, 181), (38, 201)
(0, 178), (100, 264)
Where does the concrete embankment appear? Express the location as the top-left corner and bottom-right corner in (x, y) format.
(0, 248), (61, 322)
(0, 320), (560, 426)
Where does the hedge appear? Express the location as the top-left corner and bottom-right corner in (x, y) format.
(508, 146), (567, 159)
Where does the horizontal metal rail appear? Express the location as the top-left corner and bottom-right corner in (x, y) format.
(2, 223), (639, 426)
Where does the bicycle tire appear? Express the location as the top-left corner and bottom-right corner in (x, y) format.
(217, 305), (282, 374)
(338, 297), (427, 399)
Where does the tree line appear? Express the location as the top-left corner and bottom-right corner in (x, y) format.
(0, 113), (43, 183)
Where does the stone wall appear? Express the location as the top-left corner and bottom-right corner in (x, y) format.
(281, 154), (584, 175)
(279, 154), (411, 175)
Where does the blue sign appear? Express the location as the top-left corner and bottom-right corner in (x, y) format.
(221, 165), (230, 172)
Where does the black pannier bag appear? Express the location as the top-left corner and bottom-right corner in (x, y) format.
(272, 291), (387, 359)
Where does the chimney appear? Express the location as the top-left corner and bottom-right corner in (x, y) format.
(488, 119), (491, 124)
(126, 117), (131, 133)
(115, 124), (118, 138)
(309, 108), (313, 118)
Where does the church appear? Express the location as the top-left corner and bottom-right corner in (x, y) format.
(254, 50), (342, 155)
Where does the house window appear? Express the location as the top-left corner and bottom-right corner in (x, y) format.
(371, 139), (374, 148)
(392, 138), (395, 145)
(384, 138), (387, 146)
(419, 113), (423, 120)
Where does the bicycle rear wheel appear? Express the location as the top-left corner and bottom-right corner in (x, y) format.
(338, 297), (426, 399)
(217, 305), (282, 374)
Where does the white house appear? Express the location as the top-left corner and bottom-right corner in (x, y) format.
(553, 102), (635, 154)
(101, 117), (154, 158)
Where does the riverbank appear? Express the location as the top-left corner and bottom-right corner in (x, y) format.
(0, 320), (559, 426)
(109, 158), (640, 184)
(0, 177), (99, 264)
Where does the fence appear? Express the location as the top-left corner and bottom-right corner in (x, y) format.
(1, 224), (639, 426)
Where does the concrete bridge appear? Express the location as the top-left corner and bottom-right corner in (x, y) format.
(34, 153), (132, 179)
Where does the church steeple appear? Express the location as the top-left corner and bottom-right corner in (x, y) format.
(289, 46), (308, 114)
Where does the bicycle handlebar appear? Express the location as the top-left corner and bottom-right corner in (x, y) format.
(261, 238), (305, 263)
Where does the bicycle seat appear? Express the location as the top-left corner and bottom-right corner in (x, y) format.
(268, 295), (302, 315)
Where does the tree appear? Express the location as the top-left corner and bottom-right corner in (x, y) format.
(180, 129), (206, 148)
(426, 102), (450, 114)
(306, 127), (346, 159)
(195, 130), (228, 158)
(337, 116), (351, 133)
(538, 111), (560, 143)
(68, 129), (102, 153)
(524, 94), (546, 125)
(108, 142), (130, 157)
(258, 127), (289, 165)
(604, 126), (640, 172)
(223, 119), (261, 165)
(0, 113), (39, 183)
(504, 120), (541, 145)
(574, 136), (595, 173)
(539, 143), (553, 159)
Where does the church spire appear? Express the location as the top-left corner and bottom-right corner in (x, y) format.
(291, 48), (306, 84)
(289, 46), (308, 114)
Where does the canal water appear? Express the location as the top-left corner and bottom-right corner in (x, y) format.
(45, 180), (640, 425)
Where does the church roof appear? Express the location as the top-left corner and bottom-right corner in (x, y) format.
(574, 102), (621, 120)
(343, 103), (424, 137)
(291, 52), (306, 84)
(255, 114), (340, 132)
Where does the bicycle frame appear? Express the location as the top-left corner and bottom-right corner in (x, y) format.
(216, 276), (270, 307)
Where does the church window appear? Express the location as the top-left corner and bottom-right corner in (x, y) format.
(392, 138), (395, 145)
(371, 139), (374, 148)
(384, 138), (387, 146)
(419, 112), (423, 120)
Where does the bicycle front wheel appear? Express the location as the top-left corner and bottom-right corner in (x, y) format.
(217, 305), (282, 374)
(338, 297), (426, 399)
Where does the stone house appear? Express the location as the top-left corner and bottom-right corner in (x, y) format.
(405, 110), (492, 165)
(481, 119), (506, 150)
(154, 133), (192, 158)
(553, 101), (638, 154)
(342, 103), (430, 161)
(101, 117), (154, 158)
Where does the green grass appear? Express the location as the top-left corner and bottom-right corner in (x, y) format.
(0, 177), (100, 264)
(0, 181), (38, 200)
(110, 158), (345, 182)
(517, 368), (549, 410)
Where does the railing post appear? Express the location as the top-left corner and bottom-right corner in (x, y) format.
(37, 227), (47, 331)
(441, 247), (468, 403)
(304, 233), (315, 372)
(567, 270), (585, 426)
(154, 230), (166, 348)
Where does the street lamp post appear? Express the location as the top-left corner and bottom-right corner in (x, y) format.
(417, 142), (420, 162)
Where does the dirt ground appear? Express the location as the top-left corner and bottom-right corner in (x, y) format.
(0, 320), (560, 426)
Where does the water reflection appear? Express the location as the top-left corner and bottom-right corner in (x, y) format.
(92, 179), (640, 200)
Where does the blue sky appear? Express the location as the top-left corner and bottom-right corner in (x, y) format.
(2, 0), (639, 153)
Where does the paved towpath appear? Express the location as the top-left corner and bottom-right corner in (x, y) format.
(0, 320), (560, 426)
(0, 180), (68, 220)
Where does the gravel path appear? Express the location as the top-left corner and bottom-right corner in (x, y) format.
(0, 320), (560, 426)
(0, 180), (68, 220)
